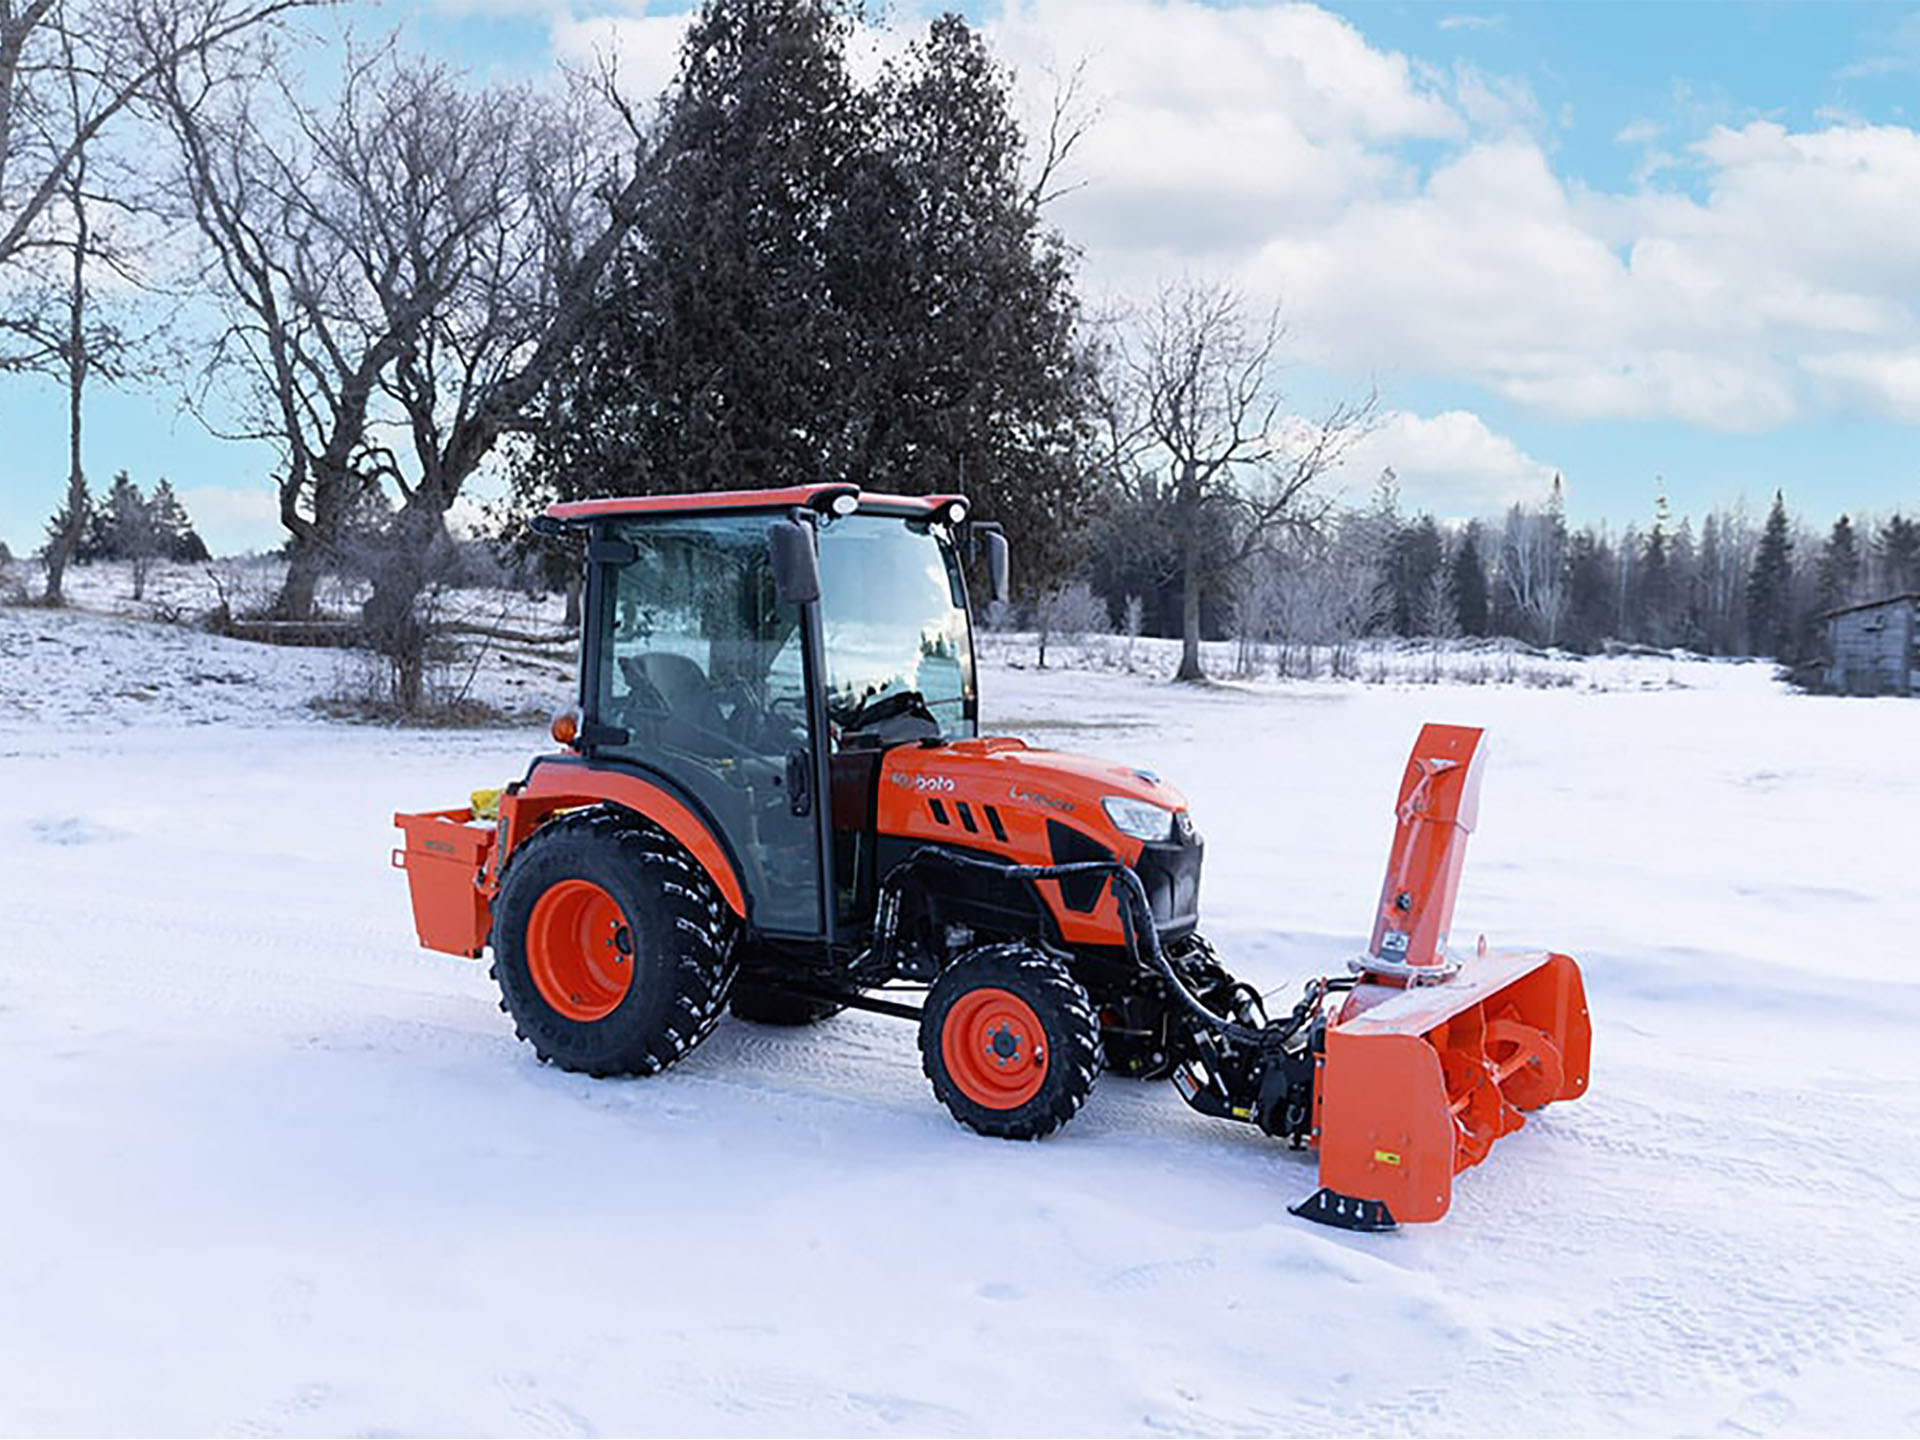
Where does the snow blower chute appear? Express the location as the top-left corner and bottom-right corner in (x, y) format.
(393, 485), (1589, 1230)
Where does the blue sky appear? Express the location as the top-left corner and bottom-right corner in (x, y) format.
(3, 0), (1919, 554)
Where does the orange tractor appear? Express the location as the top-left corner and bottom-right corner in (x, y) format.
(394, 485), (1589, 1228)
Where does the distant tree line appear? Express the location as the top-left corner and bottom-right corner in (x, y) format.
(1092, 477), (1918, 674)
(40, 469), (208, 599)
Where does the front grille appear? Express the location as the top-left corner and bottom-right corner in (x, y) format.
(1134, 827), (1204, 937)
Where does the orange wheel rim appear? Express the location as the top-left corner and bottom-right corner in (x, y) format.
(942, 987), (1048, 1109)
(526, 879), (633, 1022)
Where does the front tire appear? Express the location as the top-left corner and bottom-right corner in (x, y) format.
(919, 944), (1101, 1140)
(490, 809), (736, 1077)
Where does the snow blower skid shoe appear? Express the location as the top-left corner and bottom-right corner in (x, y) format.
(1293, 724), (1591, 1227)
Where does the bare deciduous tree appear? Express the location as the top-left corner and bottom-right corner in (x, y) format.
(1, 0), (314, 274)
(1498, 476), (1568, 646)
(12, 13), (161, 599)
(157, 39), (648, 704)
(1105, 278), (1373, 681)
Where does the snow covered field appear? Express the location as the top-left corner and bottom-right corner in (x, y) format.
(2, 602), (1917, 1437)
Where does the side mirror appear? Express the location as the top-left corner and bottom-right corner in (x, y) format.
(982, 528), (1010, 604)
(768, 517), (820, 606)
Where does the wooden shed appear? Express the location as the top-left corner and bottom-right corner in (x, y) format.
(1825, 594), (1920, 695)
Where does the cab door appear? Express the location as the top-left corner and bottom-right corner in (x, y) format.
(585, 513), (828, 939)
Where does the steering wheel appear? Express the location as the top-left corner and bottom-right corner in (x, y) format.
(767, 693), (810, 725)
(844, 688), (938, 732)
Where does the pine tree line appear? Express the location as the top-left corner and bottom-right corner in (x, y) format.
(1081, 481), (1918, 665)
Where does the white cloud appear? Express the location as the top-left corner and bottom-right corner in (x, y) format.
(1325, 409), (1555, 517)
(987, 0), (1462, 286)
(429, 0), (569, 14)
(1802, 347), (1920, 422)
(1254, 117), (1920, 431)
(176, 484), (283, 556)
(967, 3), (1920, 435)
(1449, 62), (1541, 135)
(548, 11), (691, 106)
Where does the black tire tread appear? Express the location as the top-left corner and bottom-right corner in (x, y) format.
(489, 807), (736, 1077)
(919, 942), (1102, 1141)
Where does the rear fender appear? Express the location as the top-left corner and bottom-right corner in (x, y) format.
(498, 759), (748, 919)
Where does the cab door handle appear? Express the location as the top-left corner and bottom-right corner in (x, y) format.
(786, 748), (813, 817)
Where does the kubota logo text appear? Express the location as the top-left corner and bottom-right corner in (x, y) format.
(1008, 784), (1074, 813)
(889, 772), (955, 793)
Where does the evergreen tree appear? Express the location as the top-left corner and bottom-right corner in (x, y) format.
(518, 0), (866, 510)
(1639, 523), (1672, 645)
(149, 480), (210, 562)
(1816, 515), (1861, 615)
(1449, 523), (1490, 637)
(1562, 525), (1615, 653)
(851, 14), (1093, 590)
(1746, 490), (1795, 659)
(515, 1), (1095, 596)
(1636, 486), (1679, 646)
(1383, 513), (1444, 636)
(1878, 513), (1920, 594)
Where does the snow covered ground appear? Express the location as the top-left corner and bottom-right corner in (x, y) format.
(2, 601), (1917, 1437)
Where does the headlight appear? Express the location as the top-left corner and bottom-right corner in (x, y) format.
(1101, 795), (1176, 842)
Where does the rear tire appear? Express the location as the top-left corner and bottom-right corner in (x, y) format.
(919, 944), (1101, 1140)
(490, 809), (736, 1077)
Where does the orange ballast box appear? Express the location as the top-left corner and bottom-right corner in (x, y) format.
(392, 808), (497, 958)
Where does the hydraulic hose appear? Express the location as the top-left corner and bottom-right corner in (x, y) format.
(882, 847), (1306, 1052)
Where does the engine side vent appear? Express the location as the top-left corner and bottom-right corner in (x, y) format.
(983, 805), (1009, 843)
(928, 798), (950, 826)
(1046, 820), (1113, 913)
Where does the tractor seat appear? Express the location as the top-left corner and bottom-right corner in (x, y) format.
(622, 652), (726, 756)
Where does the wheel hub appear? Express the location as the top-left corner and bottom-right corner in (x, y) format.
(942, 987), (1048, 1109)
(525, 879), (634, 1022)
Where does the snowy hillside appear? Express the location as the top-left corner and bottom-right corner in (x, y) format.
(1, 601), (1916, 1437)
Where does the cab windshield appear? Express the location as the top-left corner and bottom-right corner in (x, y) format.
(816, 514), (977, 741)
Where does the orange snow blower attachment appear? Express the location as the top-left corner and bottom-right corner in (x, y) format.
(1291, 724), (1590, 1229)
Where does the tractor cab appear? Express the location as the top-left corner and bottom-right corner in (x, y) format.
(547, 484), (997, 948)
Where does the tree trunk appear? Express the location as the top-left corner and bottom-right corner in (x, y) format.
(44, 546), (69, 605)
(362, 498), (448, 715)
(1176, 531), (1205, 681)
(277, 539), (323, 620)
(47, 165), (89, 607)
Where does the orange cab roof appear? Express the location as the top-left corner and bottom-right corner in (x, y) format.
(546, 485), (968, 522)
